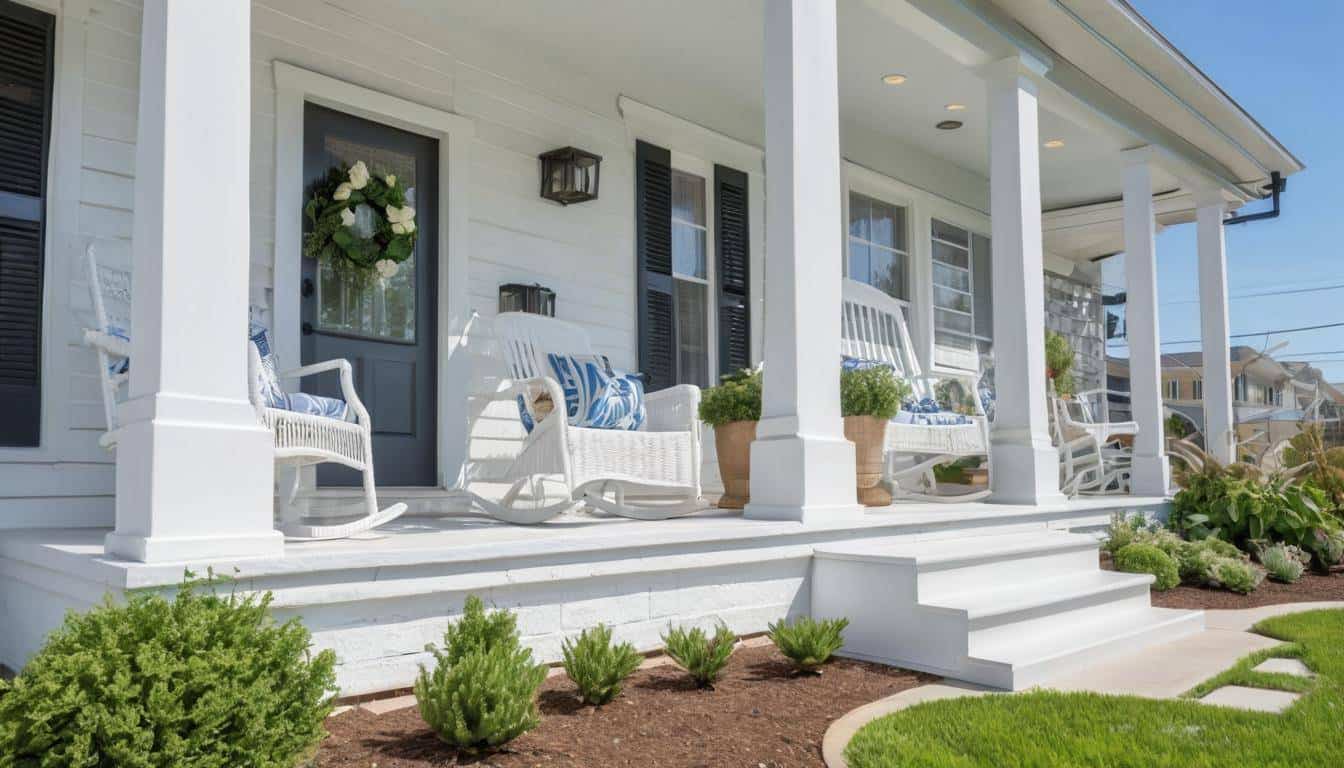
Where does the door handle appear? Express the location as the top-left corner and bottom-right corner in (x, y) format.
(301, 322), (314, 336)
(301, 278), (314, 297)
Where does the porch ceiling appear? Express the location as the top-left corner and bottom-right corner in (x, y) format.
(388, 0), (1177, 211)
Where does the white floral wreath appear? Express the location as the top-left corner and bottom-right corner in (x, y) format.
(303, 161), (417, 282)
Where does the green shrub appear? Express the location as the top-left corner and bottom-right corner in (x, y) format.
(1102, 511), (1147, 555)
(1313, 529), (1344, 567)
(1114, 543), (1180, 591)
(840, 366), (909, 419)
(1170, 469), (1341, 562)
(1207, 557), (1263, 594)
(1164, 413), (1193, 440)
(0, 572), (335, 767)
(414, 596), (546, 751)
(661, 622), (736, 688)
(561, 624), (642, 705)
(1045, 331), (1076, 397)
(1258, 543), (1307, 584)
(698, 368), (761, 427)
(767, 616), (850, 673)
(1177, 537), (1243, 583)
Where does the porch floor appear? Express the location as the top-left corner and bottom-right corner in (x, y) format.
(2, 495), (1165, 590)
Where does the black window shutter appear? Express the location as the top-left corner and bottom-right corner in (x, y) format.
(635, 140), (674, 392)
(0, 1), (55, 447)
(714, 164), (750, 377)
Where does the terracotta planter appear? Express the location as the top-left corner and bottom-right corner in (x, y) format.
(844, 415), (891, 507)
(714, 420), (757, 509)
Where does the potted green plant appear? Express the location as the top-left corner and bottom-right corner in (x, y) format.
(698, 369), (762, 509)
(840, 366), (909, 506)
(1045, 331), (1076, 397)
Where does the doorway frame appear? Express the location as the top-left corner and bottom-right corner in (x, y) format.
(272, 62), (475, 491)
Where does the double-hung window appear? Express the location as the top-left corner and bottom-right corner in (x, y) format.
(670, 168), (711, 388)
(1166, 379), (1180, 400)
(930, 219), (992, 368)
(847, 192), (908, 302)
(1193, 379), (1203, 401)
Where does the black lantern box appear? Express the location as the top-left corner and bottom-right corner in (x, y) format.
(539, 146), (601, 205)
(499, 283), (556, 317)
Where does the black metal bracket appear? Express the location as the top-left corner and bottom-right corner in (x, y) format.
(1224, 171), (1284, 226)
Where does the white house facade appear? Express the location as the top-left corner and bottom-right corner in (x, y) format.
(0, 0), (1303, 694)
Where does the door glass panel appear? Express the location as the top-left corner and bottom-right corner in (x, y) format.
(314, 136), (419, 342)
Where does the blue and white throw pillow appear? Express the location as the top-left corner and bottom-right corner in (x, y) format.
(105, 324), (130, 375)
(546, 353), (645, 431)
(841, 355), (896, 372)
(247, 323), (352, 422)
(894, 395), (972, 426)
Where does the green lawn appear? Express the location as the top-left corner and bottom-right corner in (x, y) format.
(844, 609), (1344, 768)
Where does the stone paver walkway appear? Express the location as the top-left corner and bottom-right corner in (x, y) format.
(1253, 657), (1314, 677)
(1198, 685), (1301, 713)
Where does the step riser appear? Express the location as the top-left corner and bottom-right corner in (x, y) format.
(918, 548), (1099, 602)
(968, 588), (1154, 655)
(1007, 612), (1205, 690)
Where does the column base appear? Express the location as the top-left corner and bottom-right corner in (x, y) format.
(989, 440), (1068, 506)
(1128, 454), (1171, 498)
(744, 429), (864, 524)
(112, 392), (280, 563)
(105, 530), (284, 563)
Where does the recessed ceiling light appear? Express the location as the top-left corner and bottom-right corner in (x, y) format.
(945, 103), (967, 112)
(936, 120), (963, 130)
(1043, 139), (1065, 149)
(881, 73), (908, 85)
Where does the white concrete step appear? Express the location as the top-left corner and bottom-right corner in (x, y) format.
(928, 570), (1155, 632)
(966, 606), (1205, 690)
(815, 531), (1101, 602)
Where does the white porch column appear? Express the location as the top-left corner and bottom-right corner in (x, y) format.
(106, 0), (281, 562)
(1120, 150), (1171, 495)
(985, 59), (1065, 506)
(745, 0), (861, 523)
(1196, 191), (1236, 463)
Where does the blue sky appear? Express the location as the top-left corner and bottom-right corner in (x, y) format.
(1102, 0), (1343, 383)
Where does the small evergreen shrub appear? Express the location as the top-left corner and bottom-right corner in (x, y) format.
(840, 366), (909, 419)
(414, 596), (546, 751)
(0, 572), (335, 767)
(1207, 557), (1263, 594)
(1114, 543), (1180, 591)
(1102, 511), (1147, 555)
(767, 616), (850, 673)
(1259, 543), (1307, 584)
(661, 622), (736, 688)
(698, 368), (762, 427)
(561, 624), (642, 705)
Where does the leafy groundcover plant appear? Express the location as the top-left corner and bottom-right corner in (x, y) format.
(1113, 542), (1180, 591)
(0, 571), (336, 768)
(768, 616), (850, 673)
(661, 622), (736, 688)
(561, 624), (642, 705)
(414, 596), (547, 752)
(1258, 542), (1308, 584)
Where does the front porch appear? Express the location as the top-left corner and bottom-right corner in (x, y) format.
(0, 495), (1167, 695)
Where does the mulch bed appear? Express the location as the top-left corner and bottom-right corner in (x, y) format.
(315, 644), (934, 768)
(1101, 553), (1344, 609)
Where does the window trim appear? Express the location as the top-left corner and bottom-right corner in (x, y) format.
(928, 216), (991, 370)
(845, 190), (911, 304)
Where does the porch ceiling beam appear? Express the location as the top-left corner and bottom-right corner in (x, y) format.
(107, 0), (281, 563)
(746, 0), (862, 524)
(984, 57), (1066, 505)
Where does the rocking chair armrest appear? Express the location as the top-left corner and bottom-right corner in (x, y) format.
(82, 328), (130, 358)
(645, 384), (700, 432)
(279, 359), (371, 425)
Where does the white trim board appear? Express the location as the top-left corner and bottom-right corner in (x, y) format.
(270, 62), (477, 490)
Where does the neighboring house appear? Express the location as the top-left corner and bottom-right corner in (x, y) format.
(0, 0), (1304, 694)
(1108, 348), (1338, 454)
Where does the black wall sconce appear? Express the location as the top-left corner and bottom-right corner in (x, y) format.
(499, 283), (556, 317)
(539, 147), (601, 205)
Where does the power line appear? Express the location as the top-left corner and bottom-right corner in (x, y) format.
(1161, 282), (1344, 306)
(1108, 320), (1344, 348)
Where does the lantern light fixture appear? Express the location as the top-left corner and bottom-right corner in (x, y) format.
(539, 146), (602, 205)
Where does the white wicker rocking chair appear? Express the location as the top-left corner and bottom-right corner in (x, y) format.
(1048, 381), (1135, 496)
(81, 242), (404, 541)
(482, 312), (704, 522)
(840, 279), (991, 502)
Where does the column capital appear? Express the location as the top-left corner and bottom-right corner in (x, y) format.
(982, 55), (1048, 94)
(1193, 185), (1229, 209)
(1121, 145), (1158, 168)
